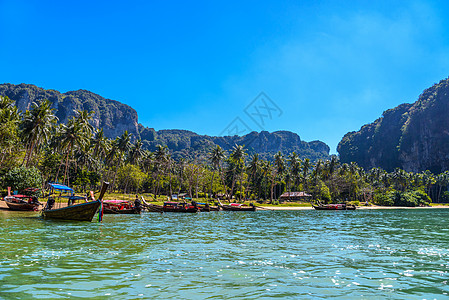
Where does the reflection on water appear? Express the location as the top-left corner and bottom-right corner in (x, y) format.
(1, 209), (448, 299)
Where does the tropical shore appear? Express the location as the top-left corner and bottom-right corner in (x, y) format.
(1, 200), (449, 211)
(261, 205), (449, 210)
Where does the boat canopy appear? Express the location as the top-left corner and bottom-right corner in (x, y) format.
(48, 183), (74, 192)
(103, 200), (130, 203)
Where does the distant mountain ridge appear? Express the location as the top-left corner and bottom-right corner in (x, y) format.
(0, 83), (140, 139)
(338, 77), (449, 173)
(0, 83), (330, 161)
(140, 127), (330, 160)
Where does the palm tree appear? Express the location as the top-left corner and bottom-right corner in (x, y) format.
(57, 115), (91, 185)
(154, 145), (168, 198)
(274, 151), (285, 200)
(288, 152), (301, 193)
(128, 139), (144, 165)
(229, 144), (246, 200)
(91, 128), (110, 162)
(0, 96), (20, 167)
(20, 99), (58, 166)
(246, 153), (260, 199)
(209, 145), (225, 199)
(110, 131), (132, 191)
(302, 158), (310, 191)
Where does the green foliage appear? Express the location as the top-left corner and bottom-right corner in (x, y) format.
(2, 166), (43, 191)
(375, 190), (431, 207)
(117, 164), (146, 193)
(374, 193), (394, 206)
(440, 191), (449, 203)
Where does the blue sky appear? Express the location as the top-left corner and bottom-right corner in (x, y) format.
(1, 0), (449, 153)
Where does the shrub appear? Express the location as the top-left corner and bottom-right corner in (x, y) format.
(374, 193), (394, 206)
(2, 166), (43, 192)
(440, 191), (449, 203)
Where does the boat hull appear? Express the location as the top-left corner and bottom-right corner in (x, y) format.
(104, 208), (141, 214)
(145, 204), (164, 213)
(221, 205), (256, 212)
(41, 201), (101, 221)
(163, 207), (198, 213)
(312, 205), (356, 210)
(5, 201), (40, 211)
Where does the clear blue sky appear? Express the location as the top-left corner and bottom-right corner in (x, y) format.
(1, 0), (449, 153)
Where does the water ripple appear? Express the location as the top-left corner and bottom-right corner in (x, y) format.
(1, 209), (449, 299)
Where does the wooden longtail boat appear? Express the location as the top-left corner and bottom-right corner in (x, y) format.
(163, 201), (198, 213)
(220, 203), (256, 212)
(103, 199), (142, 214)
(3, 187), (42, 211)
(312, 203), (356, 210)
(41, 182), (108, 221)
(193, 202), (221, 212)
(140, 196), (164, 212)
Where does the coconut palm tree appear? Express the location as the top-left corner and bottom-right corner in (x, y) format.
(274, 151), (285, 199)
(288, 152), (301, 192)
(0, 96), (20, 167)
(246, 153), (260, 199)
(20, 99), (58, 166)
(57, 115), (91, 185)
(91, 128), (110, 162)
(229, 144), (246, 200)
(154, 145), (168, 198)
(110, 131), (132, 191)
(208, 145), (226, 199)
(128, 139), (144, 165)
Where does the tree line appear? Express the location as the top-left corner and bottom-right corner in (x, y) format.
(1, 96), (448, 206)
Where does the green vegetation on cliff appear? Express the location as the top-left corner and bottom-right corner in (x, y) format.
(338, 77), (449, 173)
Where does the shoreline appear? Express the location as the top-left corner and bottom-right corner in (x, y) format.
(1, 201), (449, 211)
(259, 205), (449, 210)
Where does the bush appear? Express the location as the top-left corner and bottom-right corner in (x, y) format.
(440, 191), (449, 203)
(374, 193), (394, 206)
(197, 192), (207, 198)
(375, 190), (431, 207)
(2, 166), (43, 192)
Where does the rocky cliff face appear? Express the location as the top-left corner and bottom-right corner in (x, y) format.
(0, 83), (140, 139)
(338, 77), (449, 173)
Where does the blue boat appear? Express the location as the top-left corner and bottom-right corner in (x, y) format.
(41, 182), (108, 221)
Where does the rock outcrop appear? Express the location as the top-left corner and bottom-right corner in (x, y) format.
(338, 77), (449, 173)
(0, 83), (140, 139)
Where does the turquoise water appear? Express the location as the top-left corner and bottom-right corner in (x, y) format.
(1, 209), (449, 299)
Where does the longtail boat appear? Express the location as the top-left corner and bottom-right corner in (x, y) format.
(41, 182), (109, 221)
(140, 196), (164, 212)
(163, 201), (198, 213)
(3, 187), (42, 211)
(103, 199), (142, 214)
(312, 203), (356, 210)
(220, 202), (256, 212)
(193, 202), (221, 212)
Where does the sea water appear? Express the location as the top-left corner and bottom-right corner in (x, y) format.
(0, 209), (448, 299)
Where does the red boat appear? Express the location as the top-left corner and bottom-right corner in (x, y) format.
(163, 201), (198, 213)
(3, 187), (42, 211)
(103, 199), (142, 214)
